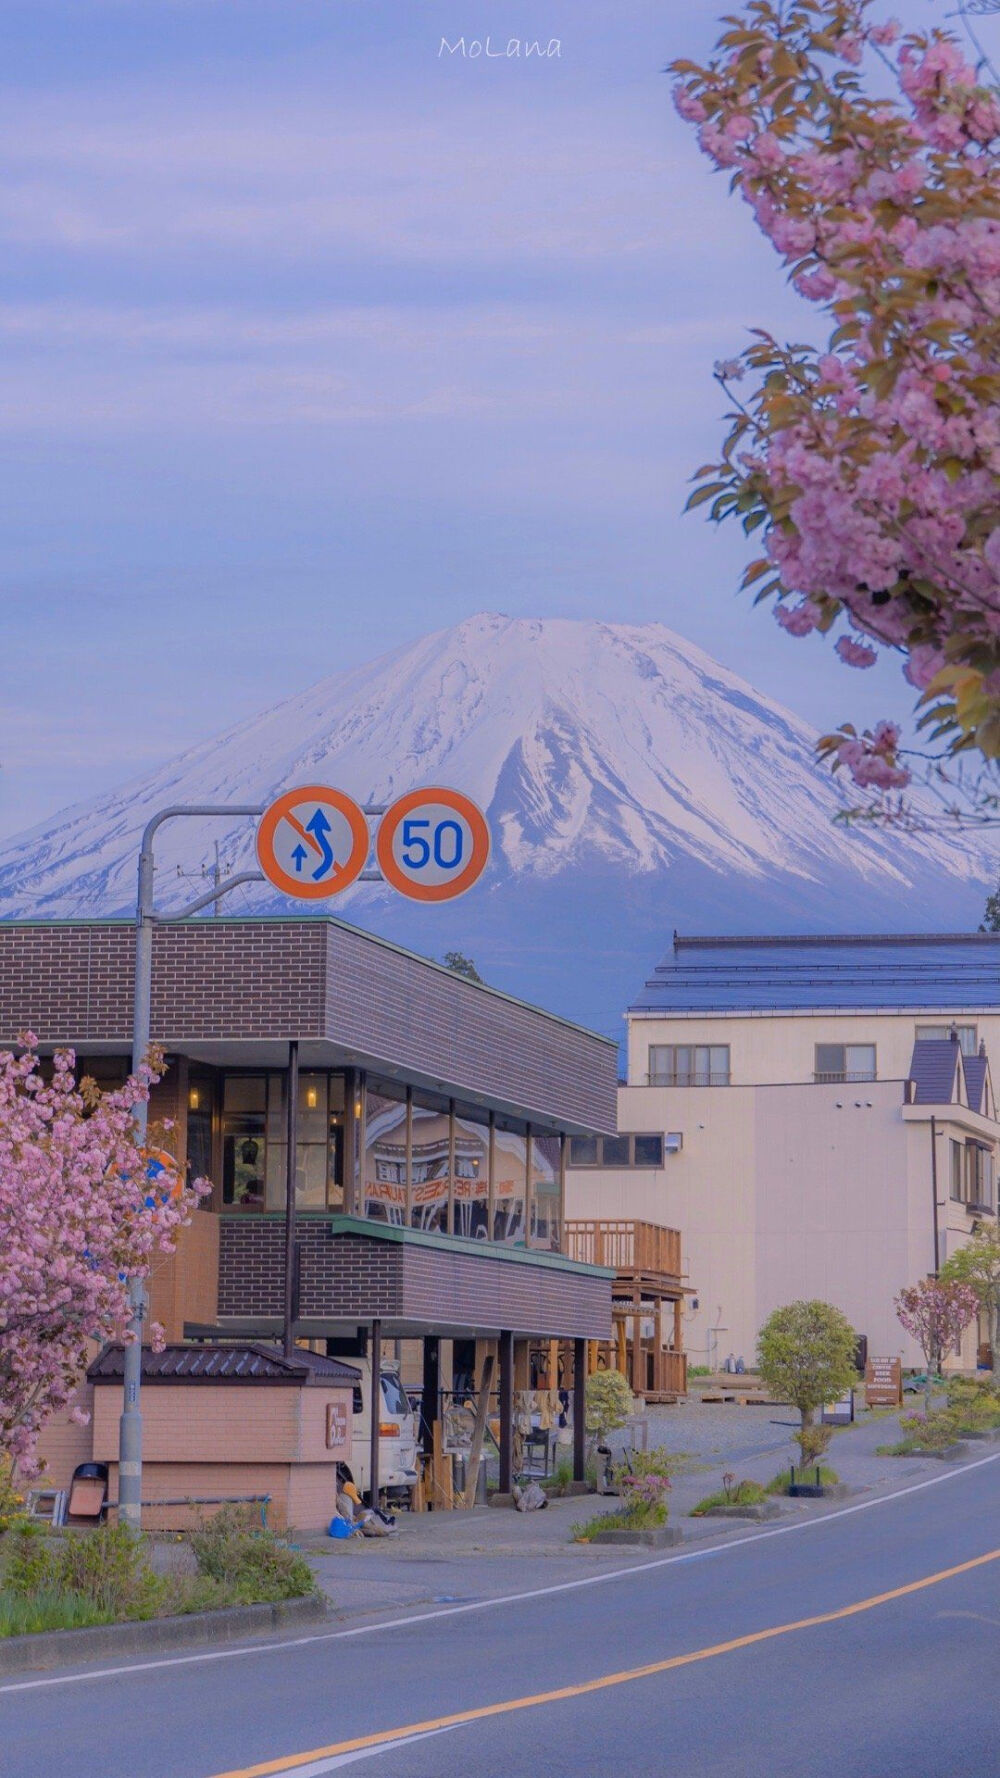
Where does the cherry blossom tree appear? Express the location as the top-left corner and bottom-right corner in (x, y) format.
(895, 1276), (978, 1401)
(672, 1), (1000, 805)
(0, 1038), (209, 1475)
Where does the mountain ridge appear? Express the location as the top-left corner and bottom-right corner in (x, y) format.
(0, 613), (991, 1029)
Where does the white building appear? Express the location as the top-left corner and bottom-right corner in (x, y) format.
(566, 935), (1000, 1372)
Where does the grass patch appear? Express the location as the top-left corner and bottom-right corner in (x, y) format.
(690, 1480), (767, 1516)
(765, 1464), (838, 1494)
(0, 1587), (112, 1637)
(0, 1508), (315, 1638)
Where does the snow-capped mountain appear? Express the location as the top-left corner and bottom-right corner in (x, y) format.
(0, 614), (992, 1031)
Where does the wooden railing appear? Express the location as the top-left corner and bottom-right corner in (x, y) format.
(563, 1219), (682, 1279)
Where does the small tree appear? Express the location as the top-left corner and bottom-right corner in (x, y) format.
(585, 1369), (633, 1451)
(0, 1037), (209, 1474)
(895, 1277), (979, 1403)
(980, 883), (1000, 934)
(442, 951), (484, 985)
(757, 1300), (857, 1469)
(940, 1228), (1000, 1376)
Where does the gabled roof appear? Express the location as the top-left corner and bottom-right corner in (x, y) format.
(631, 932), (1000, 1014)
(907, 1039), (964, 1105)
(961, 1050), (992, 1117)
(88, 1343), (360, 1385)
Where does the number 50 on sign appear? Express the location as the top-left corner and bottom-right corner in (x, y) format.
(376, 788), (490, 903)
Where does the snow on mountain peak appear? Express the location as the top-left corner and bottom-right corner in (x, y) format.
(0, 612), (989, 926)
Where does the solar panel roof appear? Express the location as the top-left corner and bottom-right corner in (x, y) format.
(630, 933), (1000, 1014)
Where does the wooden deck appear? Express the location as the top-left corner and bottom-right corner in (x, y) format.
(564, 1220), (689, 1400)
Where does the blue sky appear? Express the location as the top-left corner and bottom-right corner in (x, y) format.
(0, 0), (975, 837)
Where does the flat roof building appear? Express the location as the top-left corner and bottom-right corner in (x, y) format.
(568, 933), (1000, 1373)
(2, 915), (621, 1505)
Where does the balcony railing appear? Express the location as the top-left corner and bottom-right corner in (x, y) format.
(814, 1070), (877, 1084)
(563, 1219), (681, 1279)
(645, 1072), (730, 1087)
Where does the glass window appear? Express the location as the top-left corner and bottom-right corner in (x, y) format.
(186, 1077), (214, 1191)
(409, 1096), (451, 1234)
(452, 1108), (491, 1241)
(530, 1134), (562, 1252)
(569, 1136), (598, 1167)
(492, 1121), (526, 1245)
(601, 1135), (631, 1167)
(363, 1083), (408, 1224)
(633, 1135), (665, 1167)
(917, 1024), (977, 1055)
(950, 1139), (964, 1202)
(815, 1044), (876, 1082)
(648, 1045), (730, 1086)
(223, 1071), (345, 1211)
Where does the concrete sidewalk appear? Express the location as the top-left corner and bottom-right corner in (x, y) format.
(303, 1401), (993, 1624)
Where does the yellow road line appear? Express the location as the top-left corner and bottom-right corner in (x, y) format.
(209, 1545), (1000, 1778)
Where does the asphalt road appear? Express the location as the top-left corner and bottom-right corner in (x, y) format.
(3, 1454), (998, 1778)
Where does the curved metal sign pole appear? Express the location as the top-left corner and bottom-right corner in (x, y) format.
(119, 804), (265, 1531)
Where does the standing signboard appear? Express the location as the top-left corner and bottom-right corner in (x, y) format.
(865, 1356), (903, 1408)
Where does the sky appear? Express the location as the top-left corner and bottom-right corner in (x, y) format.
(0, 0), (985, 839)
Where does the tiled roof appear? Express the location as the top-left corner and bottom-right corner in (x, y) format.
(631, 932), (1000, 1014)
(906, 1039), (962, 1105)
(961, 1053), (989, 1115)
(87, 1343), (360, 1385)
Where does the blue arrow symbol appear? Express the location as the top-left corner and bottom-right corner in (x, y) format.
(291, 843), (308, 875)
(305, 807), (336, 881)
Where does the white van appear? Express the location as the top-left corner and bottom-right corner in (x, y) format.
(342, 1361), (420, 1504)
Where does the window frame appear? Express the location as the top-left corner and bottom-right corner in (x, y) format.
(567, 1133), (666, 1169)
(647, 1044), (731, 1088)
(813, 1043), (877, 1084)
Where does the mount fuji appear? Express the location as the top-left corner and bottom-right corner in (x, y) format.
(0, 613), (993, 1035)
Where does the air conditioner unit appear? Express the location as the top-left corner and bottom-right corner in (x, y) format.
(664, 1132), (683, 1154)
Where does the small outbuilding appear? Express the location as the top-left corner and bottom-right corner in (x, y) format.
(85, 1343), (359, 1531)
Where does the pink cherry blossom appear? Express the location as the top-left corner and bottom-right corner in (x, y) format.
(671, 0), (1000, 774)
(0, 1040), (210, 1473)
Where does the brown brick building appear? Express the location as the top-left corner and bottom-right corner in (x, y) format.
(2, 916), (618, 1503)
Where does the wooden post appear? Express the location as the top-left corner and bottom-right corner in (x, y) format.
(653, 1298), (663, 1395)
(368, 1317), (381, 1506)
(673, 1296), (682, 1352)
(547, 1338), (560, 1390)
(498, 1329), (514, 1494)
(282, 1042), (299, 1358)
(573, 1337), (586, 1483)
(615, 1317), (627, 1376)
(462, 1353), (496, 1506)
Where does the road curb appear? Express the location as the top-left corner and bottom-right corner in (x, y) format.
(0, 1591), (328, 1676)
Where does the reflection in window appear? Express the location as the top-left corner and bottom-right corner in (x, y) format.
(452, 1109), (490, 1240)
(364, 1083), (408, 1224)
(530, 1134), (561, 1252)
(410, 1098), (451, 1234)
(492, 1124), (526, 1245)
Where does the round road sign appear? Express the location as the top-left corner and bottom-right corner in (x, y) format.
(256, 785), (369, 900)
(375, 787), (490, 903)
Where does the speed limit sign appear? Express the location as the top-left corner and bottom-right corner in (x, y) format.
(375, 788), (490, 903)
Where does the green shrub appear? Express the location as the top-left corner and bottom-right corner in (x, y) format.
(56, 1524), (163, 1621)
(585, 1371), (634, 1446)
(191, 1507), (313, 1603)
(2, 1525), (56, 1597)
(945, 1378), (1000, 1432)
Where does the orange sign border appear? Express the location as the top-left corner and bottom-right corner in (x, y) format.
(256, 785), (369, 901)
(376, 787), (490, 903)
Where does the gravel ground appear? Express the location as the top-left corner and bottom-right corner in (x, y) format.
(303, 1400), (993, 1619)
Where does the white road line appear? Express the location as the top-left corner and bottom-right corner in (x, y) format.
(2, 1448), (997, 1698)
(271, 1728), (455, 1774)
